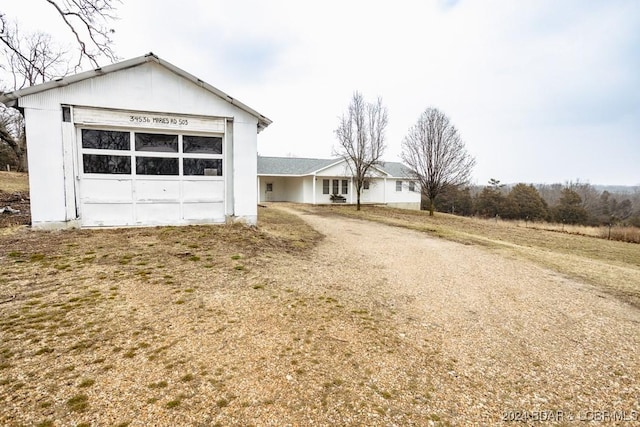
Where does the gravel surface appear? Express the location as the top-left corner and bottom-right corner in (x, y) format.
(1, 205), (638, 426)
(285, 206), (640, 425)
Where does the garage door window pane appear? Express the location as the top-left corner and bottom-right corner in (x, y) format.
(183, 136), (222, 154)
(136, 157), (179, 175)
(83, 154), (131, 174)
(82, 130), (130, 150)
(135, 133), (178, 152)
(183, 158), (223, 176)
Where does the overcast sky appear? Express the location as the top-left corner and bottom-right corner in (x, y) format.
(3, 0), (640, 185)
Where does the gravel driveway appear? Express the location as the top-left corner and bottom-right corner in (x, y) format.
(283, 206), (640, 424)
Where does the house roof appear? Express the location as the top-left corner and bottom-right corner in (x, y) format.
(258, 157), (339, 175)
(0, 52), (272, 132)
(258, 156), (415, 178)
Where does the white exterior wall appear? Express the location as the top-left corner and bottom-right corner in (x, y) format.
(258, 176), (307, 203)
(19, 62), (261, 227)
(385, 179), (421, 209)
(360, 178), (386, 203)
(24, 109), (68, 223)
(231, 121), (259, 223)
(302, 177), (314, 203)
(259, 174), (419, 208)
(315, 162), (352, 177)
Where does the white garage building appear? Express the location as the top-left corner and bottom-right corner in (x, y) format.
(0, 53), (271, 228)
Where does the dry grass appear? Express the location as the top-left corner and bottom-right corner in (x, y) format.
(301, 204), (640, 308)
(522, 220), (640, 244)
(0, 208), (443, 425)
(0, 171), (29, 193)
(0, 172), (30, 228)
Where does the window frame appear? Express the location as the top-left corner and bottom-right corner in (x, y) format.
(341, 179), (348, 195)
(409, 181), (416, 192)
(332, 179), (339, 195)
(396, 180), (403, 192)
(79, 127), (225, 180)
(322, 179), (330, 194)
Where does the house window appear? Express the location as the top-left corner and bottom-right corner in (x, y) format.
(136, 157), (179, 175)
(322, 179), (329, 194)
(332, 179), (339, 194)
(341, 180), (348, 194)
(82, 130), (132, 174)
(183, 158), (222, 176)
(62, 106), (71, 123)
(396, 180), (402, 191)
(409, 181), (415, 192)
(183, 135), (222, 154)
(81, 129), (223, 177)
(83, 154), (131, 174)
(82, 129), (130, 150)
(266, 183), (273, 192)
(135, 133), (178, 152)
(363, 180), (370, 190)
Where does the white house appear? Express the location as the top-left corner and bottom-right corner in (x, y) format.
(257, 156), (421, 209)
(0, 53), (271, 228)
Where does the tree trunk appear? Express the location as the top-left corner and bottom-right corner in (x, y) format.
(18, 144), (28, 172)
(429, 198), (435, 216)
(356, 190), (361, 211)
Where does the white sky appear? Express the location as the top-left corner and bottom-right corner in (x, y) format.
(3, 0), (639, 185)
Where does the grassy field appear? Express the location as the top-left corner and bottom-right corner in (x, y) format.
(303, 204), (640, 308)
(0, 171), (29, 193)
(0, 210), (333, 425)
(1, 170), (638, 425)
(0, 172), (30, 229)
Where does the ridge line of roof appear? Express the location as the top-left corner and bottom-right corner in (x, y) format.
(0, 52), (272, 131)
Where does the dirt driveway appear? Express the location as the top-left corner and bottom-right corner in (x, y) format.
(282, 205), (640, 424)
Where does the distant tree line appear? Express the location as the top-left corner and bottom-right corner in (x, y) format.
(429, 179), (640, 227)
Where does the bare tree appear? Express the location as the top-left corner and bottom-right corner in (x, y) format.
(401, 107), (475, 216)
(333, 91), (388, 211)
(1, 0), (119, 79)
(0, 104), (26, 171)
(2, 25), (70, 89)
(1, 0), (120, 171)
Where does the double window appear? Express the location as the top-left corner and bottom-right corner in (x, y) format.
(81, 129), (223, 176)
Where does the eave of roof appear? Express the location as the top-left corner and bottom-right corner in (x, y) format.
(0, 52), (272, 132)
(257, 156), (415, 178)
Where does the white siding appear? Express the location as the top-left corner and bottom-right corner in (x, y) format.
(25, 109), (67, 224)
(19, 63), (258, 125)
(258, 176), (306, 203)
(385, 179), (421, 209)
(232, 121), (258, 223)
(20, 61), (262, 227)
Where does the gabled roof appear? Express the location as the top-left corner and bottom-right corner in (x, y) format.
(380, 162), (414, 178)
(258, 157), (339, 175)
(258, 156), (415, 178)
(0, 52), (272, 132)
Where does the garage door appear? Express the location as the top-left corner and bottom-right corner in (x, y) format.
(78, 128), (225, 226)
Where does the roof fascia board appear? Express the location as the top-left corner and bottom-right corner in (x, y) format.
(314, 159), (392, 177)
(312, 159), (348, 174)
(257, 173), (310, 177)
(0, 55), (148, 104)
(0, 53), (272, 131)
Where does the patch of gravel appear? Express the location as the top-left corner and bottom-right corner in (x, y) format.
(1, 206), (638, 426)
(285, 206), (640, 425)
